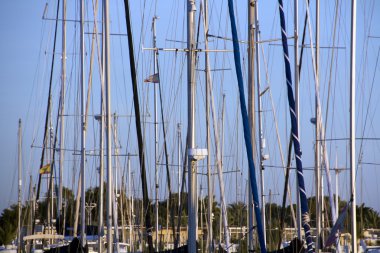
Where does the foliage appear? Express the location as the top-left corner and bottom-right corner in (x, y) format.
(0, 204), (18, 245)
(227, 201), (246, 227)
(2, 182), (380, 252)
(35, 186), (75, 226)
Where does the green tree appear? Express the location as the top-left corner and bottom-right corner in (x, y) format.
(227, 201), (246, 227)
(0, 205), (18, 245)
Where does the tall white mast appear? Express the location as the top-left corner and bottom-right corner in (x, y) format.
(18, 119), (22, 253)
(127, 155), (133, 251)
(80, 0), (87, 247)
(203, 0), (213, 251)
(49, 111), (54, 238)
(152, 16), (160, 250)
(350, 0), (357, 252)
(248, 0), (256, 249)
(315, 0), (321, 251)
(104, 0), (113, 250)
(202, 35), (231, 253)
(254, 2), (267, 246)
(58, 0), (66, 221)
(177, 123), (181, 210)
(187, 1), (198, 252)
(97, 1), (105, 249)
(97, 106), (104, 251)
(335, 154), (339, 220)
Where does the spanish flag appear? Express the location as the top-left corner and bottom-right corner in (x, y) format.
(39, 164), (51, 174)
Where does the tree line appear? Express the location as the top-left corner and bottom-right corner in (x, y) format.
(1, 185), (379, 251)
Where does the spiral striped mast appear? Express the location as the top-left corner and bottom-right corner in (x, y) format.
(277, 0), (314, 252)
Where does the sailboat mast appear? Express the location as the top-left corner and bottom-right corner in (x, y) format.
(203, 0), (213, 251)
(227, 0), (268, 251)
(112, 173), (120, 253)
(127, 156), (133, 251)
(294, 0), (299, 128)
(152, 16), (159, 250)
(254, 2), (267, 246)
(187, 0), (198, 252)
(97, 2), (105, 249)
(123, 0), (154, 250)
(177, 124), (181, 210)
(98, 103), (104, 250)
(80, 0), (87, 246)
(49, 117), (53, 237)
(103, 0), (113, 251)
(35, 0), (60, 216)
(202, 42), (231, 251)
(247, 0), (256, 249)
(112, 115), (121, 252)
(27, 175), (33, 238)
(18, 119), (22, 253)
(350, 0), (357, 252)
(335, 155), (339, 220)
(315, 0), (321, 251)
(275, 0), (314, 251)
(58, 0), (66, 222)
(294, 0), (302, 240)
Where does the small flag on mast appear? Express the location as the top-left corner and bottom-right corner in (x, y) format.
(39, 164), (51, 174)
(144, 73), (159, 83)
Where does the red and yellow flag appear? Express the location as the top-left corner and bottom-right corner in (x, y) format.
(39, 164), (51, 174)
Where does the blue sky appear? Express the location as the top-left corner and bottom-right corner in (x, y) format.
(1, 0), (380, 218)
(0, 1), (45, 210)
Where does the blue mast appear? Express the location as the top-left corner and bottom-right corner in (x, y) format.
(276, 0), (314, 252)
(227, 1), (266, 252)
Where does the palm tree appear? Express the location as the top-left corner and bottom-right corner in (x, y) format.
(227, 202), (246, 227)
